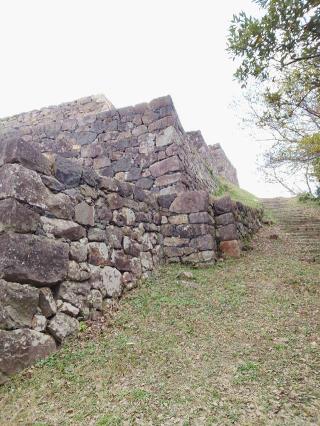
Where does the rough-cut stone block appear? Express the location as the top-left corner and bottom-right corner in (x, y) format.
(32, 314), (47, 332)
(88, 242), (110, 266)
(92, 266), (122, 298)
(182, 251), (216, 263)
(215, 212), (235, 226)
(213, 197), (233, 215)
(154, 172), (182, 187)
(169, 191), (208, 214)
(220, 240), (241, 258)
(149, 155), (181, 178)
(148, 116), (176, 132)
(70, 241), (88, 262)
(164, 237), (189, 247)
(0, 280), (39, 330)
(68, 261), (91, 282)
(157, 194), (176, 209)
(75, 131), (97, 146)
(156, 126), (179, 147)
(75, 201), (95, 226)
(168, 214), (189, 225)
(217, 224), (238, 241)
(0, 329), (56, 384)
(54, 156), (82, 188)
(39, 288), (57, 318)
(47, 312), (79, 343)
(161, 223), (214, 239)
(0, 198), (40, 233)
(47, 192), (74, 220)
(112, 208), (135, 226)
(0, 234), (69, 287)
(190, 235), (215, 251)
(0, 163), (49, 209)
(41, 175), (65, 193)
(140, 252), (153, 271)
(0, 138), (51, 175)
(164, 246), (195, 257)
(57, 281), (91, 310)
(105, 226), (123, 249)
(189, 212), (214, 225)
(41, 217), (86, 241)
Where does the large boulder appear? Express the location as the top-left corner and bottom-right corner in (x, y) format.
(0, 280), (39, 330)
(0, 163), (49, 209)
(0, 137), (52, 175)
(0, 234), (69, 287)
(0, 329), (56, 384)
(0, 198), (40, 233)
(169, 191), (209, 214)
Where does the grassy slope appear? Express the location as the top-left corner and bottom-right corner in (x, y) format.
(1, 224), (319, 425)
(214, 177), (262, 210)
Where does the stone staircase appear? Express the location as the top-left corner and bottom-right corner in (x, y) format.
(261, 197), (320, 262)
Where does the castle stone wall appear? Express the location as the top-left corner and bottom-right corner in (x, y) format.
(0, 95), (262, 383)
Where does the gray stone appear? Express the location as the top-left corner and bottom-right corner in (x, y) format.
(149, 155), (181, 177)
(155, 172), (182, 187)
(75, 131), (97, 146)
(88, 242), (110, 266)
(0, 280), (39, 330)
(47, 192), (74, 220)
(57, 281), (91, 310)
(88, 289), (103, 310)
(0, 329), (56, 384)
(47, 312), (79, 343)
(217, 224), (238, 241)
(0, 234), (69, 287)
(0, 163), (49, 209)
(99, 266), (122, 298)
(67, 261), (90, 282)
(88, 227), (106, 242)
(41, 217), (86, 241)
(189, 212), (214, 224)
(39, 288), (57, 318)
(70, 241), (88, 262)
(32, 314), (47, 332)
(0, 198), (40, 233)
(54, 156), (82, 188)
(156, 126), (180, 147)
(75, 201), (95, 226)
(215, 212), (235, 226)
(0, 137), (51, 175)
(169, 191), (208, 214)
(59, 302), (80, 317)
(112, 208), (135, 226)
(213, 197), (233, 215)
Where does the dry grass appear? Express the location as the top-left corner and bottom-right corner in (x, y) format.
(0, 225), (320, 425)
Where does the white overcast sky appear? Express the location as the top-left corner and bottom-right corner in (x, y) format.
(0, 0), (293, 197)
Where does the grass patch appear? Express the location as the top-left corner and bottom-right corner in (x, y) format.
(214, 176), (262, 209)
(0, 226), (319, 424)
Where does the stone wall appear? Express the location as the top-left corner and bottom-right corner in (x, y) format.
(0, 95), (263, 383)
(0, 96), (220, 195)
(187, 131), (239, 186)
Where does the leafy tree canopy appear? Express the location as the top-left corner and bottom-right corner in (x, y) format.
(228, 0), (320, 84)
(228, 0), (320, 194)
